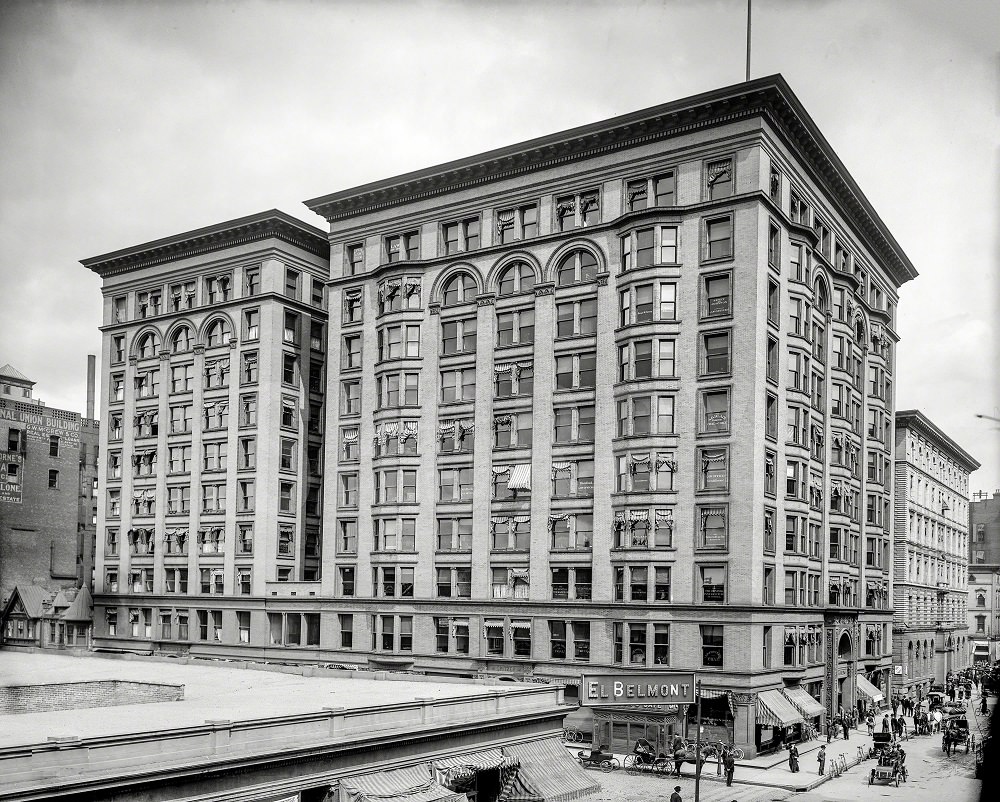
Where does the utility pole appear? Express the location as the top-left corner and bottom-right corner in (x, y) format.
(694, 680), (703, 802)
(746, 0), (752, 81)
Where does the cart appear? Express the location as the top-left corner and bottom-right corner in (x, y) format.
(577, 746), (620, 772)
(623, 739), (671, 775)
(869, 751), (906, 787)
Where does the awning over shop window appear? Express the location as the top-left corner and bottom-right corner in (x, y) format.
(434, 748), (514, 771)
(756, 689), (805, 728)
(974, 643), (989, 653)
(433, 749), (520, 788)
(501, 738), (599, 802)
(781, 685), (825, 718)
(338, 765), (467, 802)
(856, 674), (885, 704)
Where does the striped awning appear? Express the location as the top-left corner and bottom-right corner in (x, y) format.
(781, 685), (825, 718)
(856, 674), (885, 704)
(757, 689), (805, 728)
(434, 749), (513, 771)
(339, 765), (467, 802)
(501, 738), (599, 802)
(507, 464), (531, 491)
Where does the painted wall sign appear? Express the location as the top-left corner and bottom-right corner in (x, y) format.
(0, 401), (81, 447)
(0, 480), (22, 504)
(580, 671), (697, 706)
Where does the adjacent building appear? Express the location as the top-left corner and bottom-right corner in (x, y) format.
(891, 410), (979, 696)
(969, 491), (1000, 665)
(84, 76), (917, 756)
(83, 211), (330, 653)
(0, 363), (99, 621)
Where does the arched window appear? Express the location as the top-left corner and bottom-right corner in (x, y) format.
(171, 326), (192, 354)
(815, 280), (829, 314)
(556, 250), (598, 287)
(136, 332), (159, 359)
(442, 273), (477, 306)
(977, 593), (986, 608)
(497, 262), (535, 296)
(205, 319), (231, 347)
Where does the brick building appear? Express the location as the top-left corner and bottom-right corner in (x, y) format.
(0, 364), (99, 619)
(969, 491), (1000, 664)
(891, 410), (979, 696)
(84, 76), (915, 756)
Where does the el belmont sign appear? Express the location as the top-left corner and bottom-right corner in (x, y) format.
(581, 672), (697, 707)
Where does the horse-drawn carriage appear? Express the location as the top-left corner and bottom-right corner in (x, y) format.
(577, 745), (620, 772)
(942, 716), (971, 754)
(869, 736), (907, 787)
(622, 738), (672, 775)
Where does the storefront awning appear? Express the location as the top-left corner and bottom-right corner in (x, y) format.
(973, 642), (989, 653)
(501, 738), (599, 802)
(339, 765), (468, 802)
(781, 686), (825, 719)
(756, 689), (805, 728)
(434, 749), (512, 771)
(856, 674), (885, 704)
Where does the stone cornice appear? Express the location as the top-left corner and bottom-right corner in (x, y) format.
(82, 210), (329, 278)
(304, 75), (917, 289)
(895, 409), (981, 472)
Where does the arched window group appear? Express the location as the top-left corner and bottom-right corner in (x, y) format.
(136, 331), (159, 359)
(556, 250), (598, 286)
(205, 319), (231, 347)
(171, 326), (192, 354)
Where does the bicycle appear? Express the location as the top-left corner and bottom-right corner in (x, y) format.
(561, 726), (584, 743)
(802, 722), (818, 742)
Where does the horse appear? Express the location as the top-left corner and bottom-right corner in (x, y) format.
(668, 744), (710, 777)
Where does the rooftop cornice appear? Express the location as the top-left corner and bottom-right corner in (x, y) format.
(82, 210), (329, 278)
(896, 409), (982, 472)
(304, 74), (917, 289)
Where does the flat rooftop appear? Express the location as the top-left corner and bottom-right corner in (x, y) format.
(0, 652), (567, 800)
(0, 651), (519, 748)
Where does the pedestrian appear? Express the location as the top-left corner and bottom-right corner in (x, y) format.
(826, 721), (833, 743)
(882, 714), (890, 733)
(788, 744), (799, 773)
(817, 745), (826, 775)
(981, 696), (989, 715)
(866, 714), (875, 736)
(723, 751), (735, 786)
(673, 745), (684, 778)
(670, 786), (682, 802)
(842, 718), (849, 740)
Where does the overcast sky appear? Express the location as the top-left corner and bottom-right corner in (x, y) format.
(0, 0), (997, 494)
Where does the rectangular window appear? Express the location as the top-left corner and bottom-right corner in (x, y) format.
(701, 624), (724, 667)
(443, 217), (480, 254)
(385, 231), (420, 262)
(702, 272), (732, 318)
(700, 566), (726, 604)
(705, 216), (733, 260)
(701, 331), (731, 375)
(556, 189), (600, 231)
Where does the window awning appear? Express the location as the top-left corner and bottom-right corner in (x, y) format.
(856, 674), (885, 704)
(501, 738), (599, 802)
(781, 685), (825, 719)
(507, 464), (531, 491)
(338, 765), (467, 802)
(973, 642), (990, 653)
(756, 689), (805, 728)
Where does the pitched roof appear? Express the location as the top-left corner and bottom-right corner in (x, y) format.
(0, 364), (33, 384)
(60, 586), (93, 622)
(7, 585), (49, 618)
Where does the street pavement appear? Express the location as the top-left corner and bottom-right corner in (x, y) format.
(576, 688), (990, 802)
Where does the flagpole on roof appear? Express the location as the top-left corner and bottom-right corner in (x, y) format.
(746, 0), (752, 82)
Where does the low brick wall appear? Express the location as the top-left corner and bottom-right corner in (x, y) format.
(0, 680), (184, 714)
